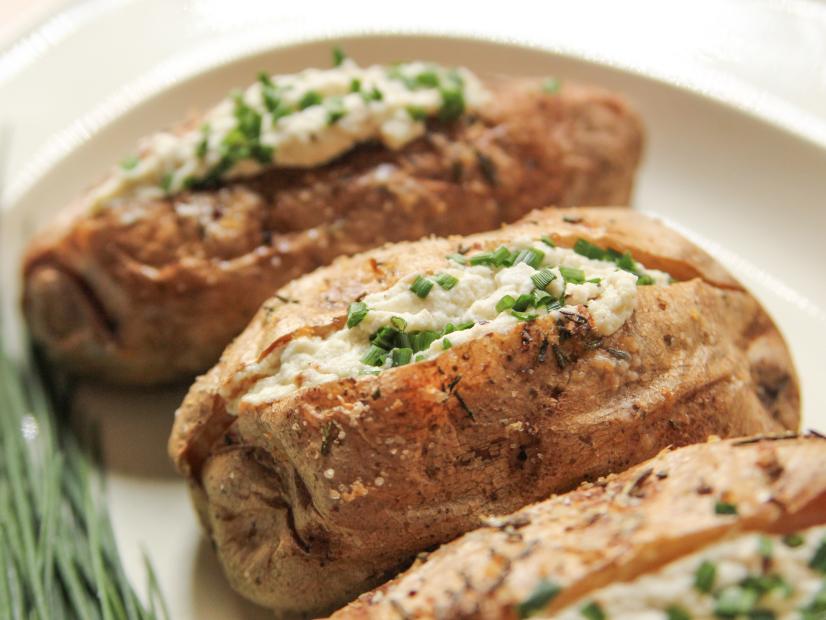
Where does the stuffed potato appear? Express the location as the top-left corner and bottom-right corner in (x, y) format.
(169, 207), (799, 616)
(329, 434), (826, 619)
(23, 55), (644, 385)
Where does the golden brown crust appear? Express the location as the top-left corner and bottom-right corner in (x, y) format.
(168, 207), (799, 615)
(22, 80), (644, 385)
(328, 435), (826, 619)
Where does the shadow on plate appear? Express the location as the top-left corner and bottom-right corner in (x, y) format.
(70, 380), (191, 479)
(192, 537), (274, 620)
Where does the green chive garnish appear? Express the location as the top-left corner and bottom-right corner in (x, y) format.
(435, 273), (459, 290)
(715, 501), (738, 515)
(371, 326), (400, 350)
(532, 290), (555, 307)
(574, 238), (608, 261)
(390, 316), (407, 331)
(326, 96), (346, 125)
(391, 347), (413, 367)
(695, 560), (716, 593)
(415, 70), (440, 88)
(442, 338), (452, 350)
(332, 46), (346, 67)
(299, 90), (323, 110)
(516, 580), (561, 619)
(782, 533), (805, 548)
(636, 274), (655, 286)
(362, 345), (388, 367)
(540, 234), (556, 247)
(714, 585), (758, 617)
(496, 295), (516, 313)
(491, 246), (514, 267)
(580, 601), (605, 620)
(120, 154), (140, 170)
(513, 247), (545, 269)
(447, 253), (467, 265)
(410, 276), (434, 298)
(512, 294), (533, 312)
(665, 605), (691, 620)
(542, 78), (561, 94)
(406, 105), (428, 121)
(349, 78), (362, 93)
(410, 331), (439, 352)
(559, 266), (585, 284)
(587, 278), (602, 284)
(346, 301), (369, 328)
(456, 321), (474, 331)
(511, 310), (537, 322)
(531, 269), (556, 290)
(811, 538), (826, 573)
(438, 85), (465, 121)
(160, 171), (174, 193)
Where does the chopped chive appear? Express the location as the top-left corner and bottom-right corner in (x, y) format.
(406, 105), (428, 121)
(694, 561), (716, 593)
(511, 310), (537, 322)
(616, 251), (637, 272)
(414, 354), (425, 362)
(540, 234), (556, 247)
(410, 331), (439, 353)
(574, 238), (608, 261)
(516, 580), (561, 619)
(349, 78), (362, 93)
(298, 90), (323, 110)
(496, 295), (516, 313)
(195, 125), (210, 159)
(455, 321), (474, 331)
(120, 154), (140, 170)
(332, 46), (346, 67)
(415, 70), (440, 88)
(542, 78), (561, 94)
(513, 247), (545, 269)
(390, 316), (407, 331)
(346, 301), (369, 328)
(580, 601), (605, 620)
(391, 347), (413, 367)
(492, 246), (514, 267)
(326, 96), (346, 125)
(442, 338), (452, 350)
(782, 533), (805, 548)
(469, 251), (494, 266)
(438, 84), (465, 121)
(435, 273), (459, 290)
(758, 536), (773, 558)
(636, 274), (655, 286)
(160, 171), (174, 193)
(532, 290), (554, 306)
(362, 345), (388, 367)
(715, 501), (738, 515)
(371, 326), (400, 350)
(665, 606), (691, 620)
(442, 323), (456, 335)
(410, 276), (434, 299)
(512, 294), (534, 312)
(361, 87), (383, 102)
(587, 278), (602, 284)
(811, 538), (826, 572)
(559, 266), (585, 284)
(714, 585), (758, 616)
(531, 269), (556, 290)
(447, 253), (467, 265)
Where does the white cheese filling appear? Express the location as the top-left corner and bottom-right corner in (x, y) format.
(237, 241), (670, 407)
(89, 58), (490, 211)
(553, 525), (826, 620)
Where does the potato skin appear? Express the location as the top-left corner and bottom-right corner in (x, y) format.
(168, 207), (799, 616)
(328, 435), (826, 619)
(22, 80), (643, 385)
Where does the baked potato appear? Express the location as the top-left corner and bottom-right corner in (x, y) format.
(22, 56), (644, 385)
(329, 434), (826, 619)
(168, 207), (799, 616)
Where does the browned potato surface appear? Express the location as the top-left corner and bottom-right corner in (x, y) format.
(23, 80), (643, 385)
(168, 207), (799, 616)
(329, 434), (826, 619)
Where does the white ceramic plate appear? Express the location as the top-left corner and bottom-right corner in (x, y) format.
(3, 34), (826, 619)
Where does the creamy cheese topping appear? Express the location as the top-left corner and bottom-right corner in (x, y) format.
(89, 54), (490, 211)
(553, 525), (826, 620)
(237, 239), (670, 407)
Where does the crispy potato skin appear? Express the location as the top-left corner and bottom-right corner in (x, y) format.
(329, 435), (826, 619)
(22, 80), (643, 385)
(168, 207), (799, 616)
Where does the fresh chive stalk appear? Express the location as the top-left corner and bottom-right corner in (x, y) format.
(0, 341), (168, 619)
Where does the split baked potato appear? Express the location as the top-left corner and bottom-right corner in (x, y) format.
(168, 207), (799, 616)
(22, 57), (644, 385)
(330, 434), (826, 619)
